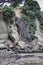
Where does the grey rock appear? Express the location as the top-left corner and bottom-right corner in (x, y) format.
(15, 18), (33, 42)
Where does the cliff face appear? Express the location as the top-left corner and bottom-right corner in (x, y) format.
(0, 6), (43, 51)
(0, 1), (43, 65)
(0, 13), (34, 50)
(0, 13), (8, 48)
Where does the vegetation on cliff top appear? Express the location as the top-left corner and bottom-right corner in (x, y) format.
(2, 5), (15, 24)
(21, 0), (40, 34)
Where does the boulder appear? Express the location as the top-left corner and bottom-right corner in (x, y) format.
(9, 31), (19, 43)
(8, 24), (20, 44)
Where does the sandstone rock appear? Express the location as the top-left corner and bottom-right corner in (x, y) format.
(0, 44), (6, 48)
(9, 25), (20, 43)
(11, 33), (19, 42)
(0, 20), (8, 44)
(5, 40), (14, 48)
(0, 13), (8, 48)
(32, 38), (39, 50)
(17, 40), (26, 49)
(38, 41), (43, 50)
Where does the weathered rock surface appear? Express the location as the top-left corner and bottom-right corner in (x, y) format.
(17, 40), (26, 49)
(32, 39), (39, 50)
(0, 20), (8, 43)
(15, 18), (33, 42)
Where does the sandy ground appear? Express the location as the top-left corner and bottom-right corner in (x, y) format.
(0, 49), (43, 65)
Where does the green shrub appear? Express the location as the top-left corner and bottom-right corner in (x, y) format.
(21, 14), (36, 34)
(22, 0), (40, 18)
(2, 5), (15, 24)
